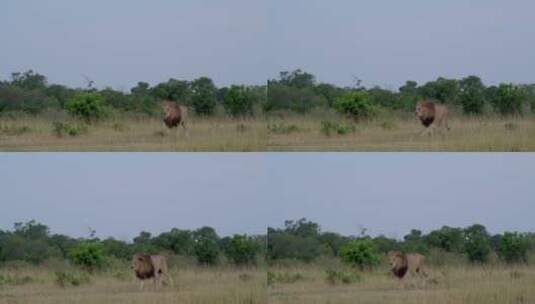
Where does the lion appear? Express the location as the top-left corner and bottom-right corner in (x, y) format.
(161, 101), (188, 130)
(415, 100), (450, 136)
(131, 253), (173, 290)
(387, 250), (426, 280)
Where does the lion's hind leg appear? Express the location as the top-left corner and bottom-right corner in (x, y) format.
(181, 121), (189, 138)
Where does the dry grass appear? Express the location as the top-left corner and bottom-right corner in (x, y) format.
(0, 266), (266, 304)
(1, 113), (534, 151)
(0, 115), (269, 152)
(269, 265), (535, 304)
(266, 115), (535, 151)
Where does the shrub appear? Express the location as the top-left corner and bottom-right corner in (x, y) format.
(267, 271), (304, 286)
(0, 274), (34, 286)
(267, 123), (299, 134)
(325, 269), (361, 285)
(191, 77), (217, 115)
(224, 234), (259, 265)
(320, 121), (355, 136)
(65, 92), (107, 123)
(265, 83), (324, 113)
(497, 232), (529, 263)
(0, 125), (31, 136)
(333, 91), (379, 121)
(194, 238), (219, 265)
(54, 271), (90, 287)
(339, 239), (380, 270)
(52, 122), (87, 137)
(464, 224), (491, 263)
(0, 85), (50, 114)
(223, 85), (254, 117)
(68, 242), (105, 271)
(459, 76), (486, 115)
(490, 84), (525, 116)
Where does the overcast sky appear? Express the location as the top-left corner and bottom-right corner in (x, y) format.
(1, 153), (533, 241)
(2, 1), (534, 89)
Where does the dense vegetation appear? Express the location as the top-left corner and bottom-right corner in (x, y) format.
(1, 69), (533, 122)
(268, 218), (535, 268)
(0, 70), (266, 118)
(0, 220), (265, 269)
(267, 69), (535, 118)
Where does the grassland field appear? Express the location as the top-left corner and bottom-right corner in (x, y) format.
(269, 264), (535, 304)
(1, 111), (534, 151)
(0, 263), (266, 304)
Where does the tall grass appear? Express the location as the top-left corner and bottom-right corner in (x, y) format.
(0, 263), (266, 304)
(269, 264), (535, 304)
(0, 111), (534, 151)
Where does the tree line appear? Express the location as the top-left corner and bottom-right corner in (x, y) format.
(267, 69), (535, 119)
(2, 69), (534, 122)
(268, 218), (535, 269)
(0, 220), (265, 271)
(0, 70), (266, 120)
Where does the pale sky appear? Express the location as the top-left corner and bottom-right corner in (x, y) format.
(2, 1), (535, 89)
(1, 153), (534, 241)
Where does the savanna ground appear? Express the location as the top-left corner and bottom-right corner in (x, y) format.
(1, 111), (534, 151)
(269, 264), (535, 304)
(0, 264), (266, 304)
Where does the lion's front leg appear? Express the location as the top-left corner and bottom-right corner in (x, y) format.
(418, 125), (434, 137)
(153, 274), (161, 290)
(418, 126), (428, 136)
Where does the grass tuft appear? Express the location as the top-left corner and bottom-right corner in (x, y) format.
(267, 122), (299, 135)
(54, 271), (91, 288)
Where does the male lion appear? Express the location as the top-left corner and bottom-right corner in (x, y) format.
(161, 101), (188, 130)
(415, 100), (449, 136)
(387, 250), (426, 280)
(131, 253), (173, 290)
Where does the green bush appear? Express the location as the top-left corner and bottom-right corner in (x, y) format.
(224, 234), (259, 265)
(191, 77), (217, 116)
(223, 85), (254, 117)
(0, 84), (50, 114)
(339, 239), (380, 270)
(464, 224), (491, 263)
(265, 83), (324, 113)
(490, 84), (525, 116)
(325, 269), (361, 285)
(320, 121), (355, 136)
(497, 232), (529, 264)
(65, 92), (107, 123)
(68, 242), (105, 271)
(54, 271), (90, 287)
(52, 122), (87, 137)
(333, 91), (379, 121)
(194, 238), (219, 265)
(459, 76), (486, 115)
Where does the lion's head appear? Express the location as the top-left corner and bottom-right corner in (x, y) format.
(161, 101), (186, 128)
(131, 253), (155, 280)
(415, 101), (436, 127)
(387, 251), (408, 279)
